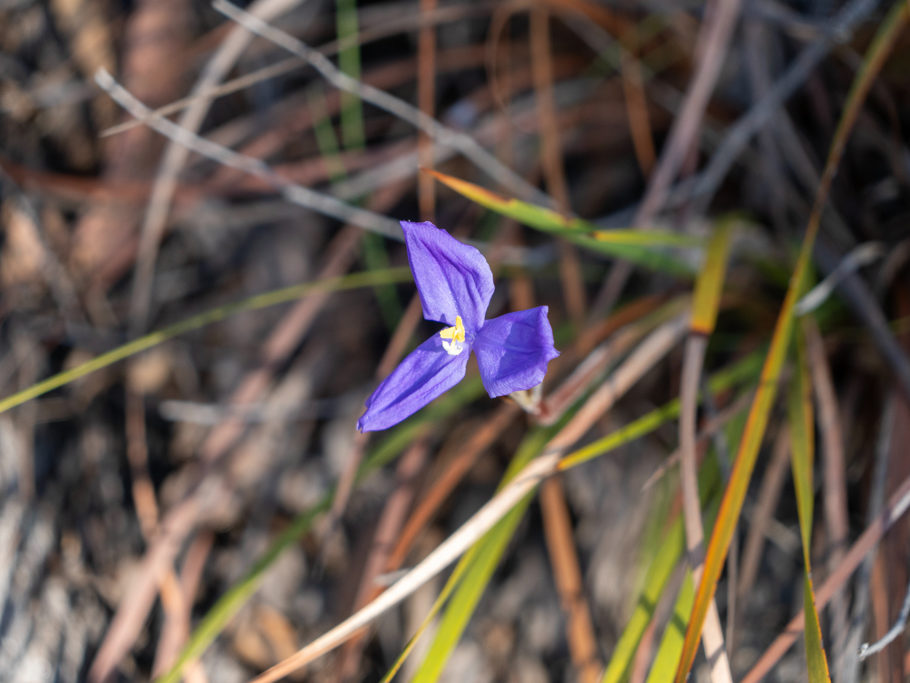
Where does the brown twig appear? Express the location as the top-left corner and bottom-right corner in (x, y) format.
(618, 23), (656, 177)
(530, 6), (586, 326)
(805, 318), (850, 667)
(125, 390), (203, 680)
(383, 402), (520, 577)
(417, 0), (437, 220)
(338, 439), (430, 679)
(154, 533), (214, 682)
(736, 426), (791, 603)
(842, 393), (895, 682)
(540, 475), (601, 683)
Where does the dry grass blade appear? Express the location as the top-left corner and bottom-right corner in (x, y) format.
(805, 318), (850, 666)
(124, 391), (198, 678)
(788, 322), (831, 682)
(595, 0), (742, 313)
(617, 25), (655, 176)
(736, 426), (790, 604)
(382, 403), (520, 577)
(540, 477), (601, 683)
(636, 0), (742, 221)
(687, 0), (881, 209)
(248, 452), (560, 683)
(841, 394), (895, 682)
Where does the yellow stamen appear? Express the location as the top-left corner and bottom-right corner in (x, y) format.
(439, 315), (465, 342)
(439, 315), (466, 355)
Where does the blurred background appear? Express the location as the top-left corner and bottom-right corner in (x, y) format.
(1, 0), (910, 681)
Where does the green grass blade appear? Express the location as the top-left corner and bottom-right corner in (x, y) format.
(788, 323), (831, 683)
(0, 268), (411, 415)
(308, 84), (347, 183)
(335, 0), (364, 149)
(645, 571), (694, 683)
(603, 515), (686, 683)
(691, 220), (733, 335)
(646, 494), (722, 682)
(789, 327), (814, 555)
(361, 232), (403, 329)
(426, 169), (699, 276)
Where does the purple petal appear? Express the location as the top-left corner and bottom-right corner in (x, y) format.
(401, 221), (494, 330)
(358, 333), (470, 431)
(473, 306), (559, 398)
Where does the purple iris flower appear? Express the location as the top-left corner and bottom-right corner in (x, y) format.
(358, 221), (559, 432)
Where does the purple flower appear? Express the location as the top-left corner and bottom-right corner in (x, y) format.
(358, 221), (559, 432)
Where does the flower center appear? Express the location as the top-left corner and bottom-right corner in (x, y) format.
(439, 315), (466, 356)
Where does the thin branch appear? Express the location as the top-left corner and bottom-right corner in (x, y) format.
(540, 477), (601, 683)
(795, 242), (884, 315)
(842, 395), (896, 682)
(858, 574), (910, 660)
(94, 68), (403, 239)
(601, 0), (881, 224)
(590, 0), (742, 316)
(530, 6), (586, 326)
(635, 0), (743, 221)
(813, 238), (910, 404)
